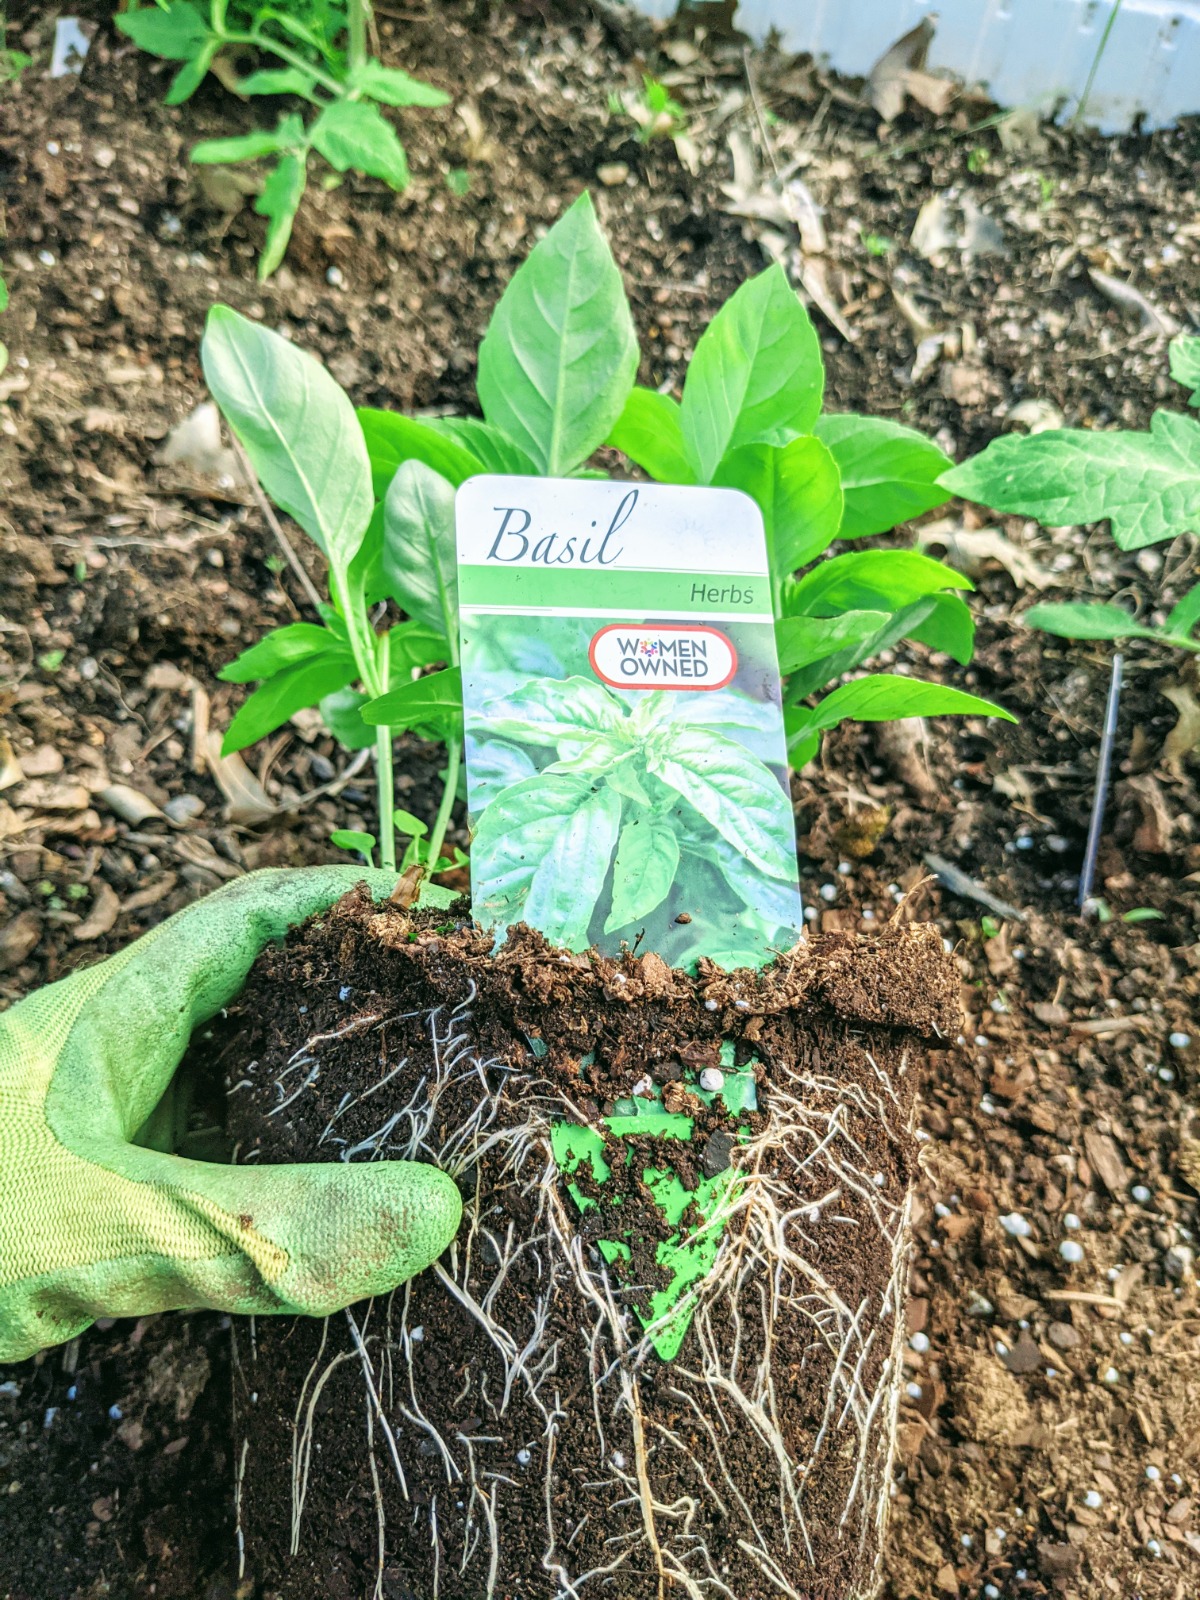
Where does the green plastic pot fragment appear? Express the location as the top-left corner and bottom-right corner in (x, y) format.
(549, 1043), (754, 1360)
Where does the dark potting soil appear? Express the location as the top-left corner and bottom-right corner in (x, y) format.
(205, 887), (960, 1599)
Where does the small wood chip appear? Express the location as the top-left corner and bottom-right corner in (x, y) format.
(73, 881), (120, 942)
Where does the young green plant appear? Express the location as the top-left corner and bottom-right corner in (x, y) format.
(943, 334), (1200, 660)
(116, 0), (449, 277)
(205, 193), (1008, 884)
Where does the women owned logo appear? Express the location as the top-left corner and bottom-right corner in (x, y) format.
(588, 624), (737, 691)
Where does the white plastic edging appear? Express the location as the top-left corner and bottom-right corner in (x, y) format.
(632, 0), (1200, 133)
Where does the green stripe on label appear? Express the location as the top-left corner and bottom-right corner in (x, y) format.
(459, 565), (769, 612)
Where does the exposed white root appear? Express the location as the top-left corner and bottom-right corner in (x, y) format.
(255, 984), (912, 1598)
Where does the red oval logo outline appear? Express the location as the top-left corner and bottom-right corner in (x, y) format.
(588, 623), (738, 692)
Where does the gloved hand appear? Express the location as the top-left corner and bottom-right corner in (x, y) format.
(0, 867), (461, 1363)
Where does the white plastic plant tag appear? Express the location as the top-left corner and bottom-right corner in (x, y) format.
(457, 475), (803, 969)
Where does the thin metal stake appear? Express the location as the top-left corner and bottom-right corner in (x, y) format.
(1078, 652), (1123, 910)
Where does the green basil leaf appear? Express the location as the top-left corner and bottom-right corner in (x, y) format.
(782, 598), (939, 701)
(222, 655), (358, 753)
(775, 611), (891, 674)
(604, 816), (680, 932)
(478, 675), (625, 746)
(785, 549), (971, 617)
(238, 67), (319, 98)
(787, 674), (1014, 750)
(1169, 335), (1200, 406)
(1166, 578), (1200, 638)
(604, 758), (652, 806)
(359, 666), (463, 737)
(464, 738), (538, 811)
(1021, 602), (1162, 642)
(202, 305), (373, 581)
(428, 416), (536, 475)
(357, 409), (482, 496)
(254, 151), (307, 281)
(191, 128), (289, 164)
(472, 774), (621, 949)
(165, 40), (217, 104)
(220, 622), (349, 683)
(310, 99), (409, 189)
(382, 461), (458, 640)
(544, 734), (628, 775)
(681, 263), (823, 483)
(320, 685), (375, 750)
(650, 727), (796, 882)
(115, 1), (210, 60)
(522, 783), (623, 949)
(703, 832), (802, 932)
(352, 60), (450, 108)
(331, 829), (376, 857)
(905, 592), (976, 663)
(476, 192), (638, 475)
(814, 413), (951, 537)
(606, 387), (694, 483)
(714, 435), (843, 581)
(388, 619), (451, 676)
(941, 412), (1200, 551)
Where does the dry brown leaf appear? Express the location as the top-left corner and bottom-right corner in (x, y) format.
(868, 18), (935, 122)
(205, 732), (277, 826)
(916, 521), (1052, 590)
(1160, 683), (1200, 767)
(122, 873), (180, 914)
(171, 833), (242, 880)
(73, 881), (120, 943)
(1083, 1129), (1129, 1195)
(0, 909), (41, 972)
(0, 735), (22, 791)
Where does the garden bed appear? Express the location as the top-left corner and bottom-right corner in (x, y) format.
(1, 2), (1198, 1598)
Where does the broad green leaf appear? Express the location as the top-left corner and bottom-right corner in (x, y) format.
(775, 611), (891, 674)
(942, 412), (1200, 551)
(472, 774), (621, 948)
(478, 675), (625, 747)
(223, 655), (358, 753)
(785, 549), (970, 618)
(906, 591), (976, 663)
(191, 128), (288, 164)
(358, 409), (482, 496)
(704, 832), (802, 932)
(310, 99), (409, 189)
(238, 67), (318, 97)
(650, 726), (796, 882)
(320, 685), (374, 750)
(165, 40), (217, 104)
(605, 758), (652, 806)
(522, 784), (623, 949)
(1169, 336), (1200, 406)
(782, 597), (938, 702)
(606, 388), (695, 484)
(202, 305), (373, 579)
(387, 619), (451, 676)
(814, 413), (951, 537)
(115, 1), (209, 60)
(353, 60), (450, 108)
(1166, 579), (1200, 638)
(476, 192), (639, 475)
(429, 417), (536, 475)
(605, 816), (680, 932)
(359, 666), (463, 737)
(544, 735), (628, 776)
(464, 737), (538, 811)
(220, 622), (351, 683)
(382, 461), (458, 640)
(1021, 602), (1162, 642)
(254, 152), (307, 280)
(680, 264), (823, 483)
(392, 808), (428, 837)
(715, 435), (843, 580)
(787, 674), (1014, 749)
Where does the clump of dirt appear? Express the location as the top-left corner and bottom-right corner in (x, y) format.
(204, 887), (959, 1599)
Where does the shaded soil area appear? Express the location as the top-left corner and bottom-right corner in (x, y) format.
(214, 890), (955, 1599)
(0, 1), (1198, 1598)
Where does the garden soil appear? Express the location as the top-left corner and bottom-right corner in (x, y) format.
(1, 1), (1199, 1597)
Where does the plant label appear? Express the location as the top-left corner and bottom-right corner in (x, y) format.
(457, 475), (803, 969)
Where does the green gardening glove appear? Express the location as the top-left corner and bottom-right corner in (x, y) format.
(0, 867), (462, 1363)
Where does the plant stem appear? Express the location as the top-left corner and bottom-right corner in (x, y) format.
(426, 737), (461, 870)
(221, 30), (344, 96)
(347, 0), (369, 78)
(1078, 652), (1123, 910)
(375, 726), (396, 871)
(1073, 0), (1123, 129)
